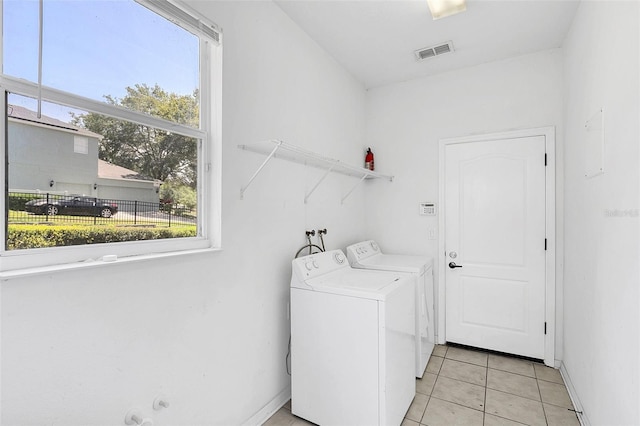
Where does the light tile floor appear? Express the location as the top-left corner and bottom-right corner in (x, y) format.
(264, 345), (580, 426)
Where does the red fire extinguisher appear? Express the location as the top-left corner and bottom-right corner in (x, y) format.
(365, 147), (374, 171)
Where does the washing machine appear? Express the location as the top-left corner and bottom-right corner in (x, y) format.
(290, 249), (415, 426)
(346, 240), (434, 378)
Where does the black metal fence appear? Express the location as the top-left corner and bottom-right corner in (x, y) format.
(8, 192), (196, 227)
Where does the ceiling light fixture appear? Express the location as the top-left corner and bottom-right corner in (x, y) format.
(427, 0), (467, 20)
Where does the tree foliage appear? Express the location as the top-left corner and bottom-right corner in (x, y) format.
(72, 84), (199, 188)
(160, 180), (197, 210)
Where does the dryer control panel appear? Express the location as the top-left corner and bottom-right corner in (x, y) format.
(346, 240), (380, 264)
(291, 249), (349, 281)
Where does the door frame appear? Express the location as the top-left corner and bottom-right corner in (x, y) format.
(437, 127), (556, 366)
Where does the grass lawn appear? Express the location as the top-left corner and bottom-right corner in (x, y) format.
(8, 209), (195, 227)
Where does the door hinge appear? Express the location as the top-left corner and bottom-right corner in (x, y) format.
(545, 238), (547, 251)
(544, 322), (547, 335)
(545, 153), (547, 166)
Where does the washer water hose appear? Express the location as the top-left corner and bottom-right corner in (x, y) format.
(317, 228), (327, 251)
(294, 229), (327, 258)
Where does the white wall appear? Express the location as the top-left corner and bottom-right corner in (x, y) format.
(8, 121), (99, 192)
(0, 2), (369, 425)
(562, 2), (639, 425)
(364, 49), (564, 354)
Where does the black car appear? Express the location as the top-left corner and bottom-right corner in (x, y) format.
(25, 195), (119, 218)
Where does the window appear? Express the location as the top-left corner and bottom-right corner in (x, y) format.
(74, 137), (88, 155)
(0, 0), (221, 271)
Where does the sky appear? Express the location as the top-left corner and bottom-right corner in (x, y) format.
(3, 0), (200, 123)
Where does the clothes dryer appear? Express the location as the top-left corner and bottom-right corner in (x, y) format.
(347, 240), (435, 378)
(290, 249), (415, 426)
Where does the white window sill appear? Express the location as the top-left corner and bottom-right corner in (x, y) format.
(0, 247), (220, 280)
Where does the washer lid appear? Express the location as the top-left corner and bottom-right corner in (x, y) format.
(353, 253), (432, 274)
(302, 268), (412, 301)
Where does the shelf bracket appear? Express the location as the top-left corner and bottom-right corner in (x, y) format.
(304, 163), (336, 204)
(240, 141), (282, 199)
(341, 174), (368, 205)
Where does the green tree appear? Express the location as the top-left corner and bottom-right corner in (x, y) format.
(159, 180), (197, 210)
(72, 84), (199, 187)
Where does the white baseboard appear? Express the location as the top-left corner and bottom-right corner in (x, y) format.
(560, 362), (590, 426)
(241, 385), (291, 426)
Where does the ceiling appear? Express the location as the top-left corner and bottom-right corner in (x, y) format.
(275, 0), (580, 89)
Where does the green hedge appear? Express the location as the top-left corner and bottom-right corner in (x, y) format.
(8, 194), (43, 212)
(7, 224), (197, 250)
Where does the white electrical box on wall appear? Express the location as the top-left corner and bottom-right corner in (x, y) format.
(419, 202), (436, 216)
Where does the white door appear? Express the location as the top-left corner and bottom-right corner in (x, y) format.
(444, 135), (546, 359)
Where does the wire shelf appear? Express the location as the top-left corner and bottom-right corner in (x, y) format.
(238, 140), (394, 202)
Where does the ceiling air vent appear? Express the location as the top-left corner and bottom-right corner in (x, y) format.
(415, 41), (454, 61)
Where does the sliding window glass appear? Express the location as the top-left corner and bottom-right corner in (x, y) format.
(4, 0), (200, 126)
(1, 0), (221, 269)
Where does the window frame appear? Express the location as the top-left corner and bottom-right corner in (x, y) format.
(0, 0), (222, 273)
(73, 136), (89, 155)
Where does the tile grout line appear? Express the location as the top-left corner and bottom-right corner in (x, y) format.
(487, 365), (537, 380)
(443, 353), (490, 368)
(421, 394), (430, 423)
(535, 370), (551, 426)
(419, 348), (445, 425)
(429, 395), (485, 413)
(486, 412), (530, 426)
(483, 355), (489, 425)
